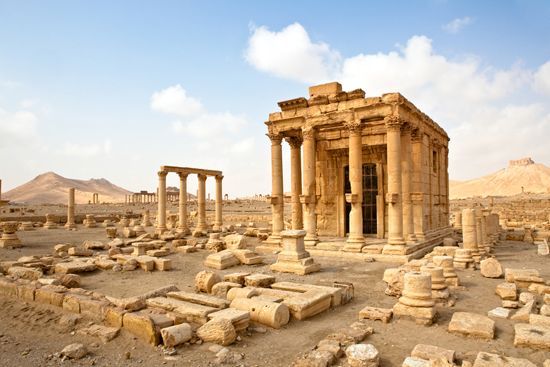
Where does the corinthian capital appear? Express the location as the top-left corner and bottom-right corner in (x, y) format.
(158, 170), (168, 178)
(384, 114), (403, 130)
(285, 136), (303, 149)
(302, 127), (316, 141)
(266, 133), (283, 145)
(344, 121), (362, 134)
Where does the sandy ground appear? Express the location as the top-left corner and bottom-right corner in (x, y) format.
(1, 224), (550, 366)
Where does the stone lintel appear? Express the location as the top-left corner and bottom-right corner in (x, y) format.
(278, 97), (308, 111)
(160, 166), (222, 177)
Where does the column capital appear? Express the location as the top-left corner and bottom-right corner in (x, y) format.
(198, 173), (207, 182)
(158, 170), (168, 178)
(384, 114), (403, 131)
(177, 172), (188, 180)
(302, 127), (316, 141)
(285, 136), (303, 149)
(215, 174), (224, 182)
(266, 133), (283, 145)
(343, 121), (362, 135)
(411, 127), (423, 142)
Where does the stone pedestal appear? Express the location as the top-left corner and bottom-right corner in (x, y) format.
(420, 265), (450, 302)
(393, 272), (436, 325)
(432, 256), (459, 286)
(270, 230), (320, 275)
(64, 188), (76, 229)
(453, 248), (475, 269)
(84, 214), (97, 228)
(0, 221), (22, 248)
(44, 214), (58, 229)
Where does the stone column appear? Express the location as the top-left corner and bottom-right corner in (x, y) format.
(266, 133), (284, 244)
(462, 208), (480, 262)
(213, 175), (223, 231)
(344, 121), (364, 249)
(383, 115), (406, 254)
(454, 210), (463, 231)
(0, 179), (2, 200)
(196, 174), (207, 232)
(156, 170), (167, 233)
(300, 127), (318, 247)
(64, 188), (76, 229)
(411, 128), (426, 240)
(286, 137), (303, 230)
(401, 124), (416, 242)
(177, 172), (190, 234)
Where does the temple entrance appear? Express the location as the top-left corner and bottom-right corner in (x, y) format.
(344, 163), (378, 235)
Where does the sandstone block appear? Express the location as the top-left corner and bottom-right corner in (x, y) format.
(510, 300), (535, 322)
(496, 282), (517, 300)
(505, 268), (544, 287)
(83, 240), (107, 250)
(448, 312), (494, 339)
(79, 324), (119, 343)
(223, 272), (251, 285)
(529, 314), (550, 327)
(54, 261), (96, 274)
(176, 245), (196, 253)
(402, 357), (430, 367)
(145, 297), (217, 324)
(167, 291), (229, 309)
(160, 323), (192, 347)
(35, 285), (67, 307)
(230, 297), (289, 329)
(519, 292), (535, 304)
(104, 307), (126, 328)
(528, 283), (550, 295)
(196, 318), (236, 346)
(204, 250), (240, 270)
(244, 273), (276, 288)
(480, 258), (503, 278)
(283, 290), (332, 320)
(488, 307), (512, 319)
(211, 281), (242, 298)
(207, 308), (250, 331)
(410, 344), (455, 363)
(359, 306), (393, 323)
(473, 351), (537, 367)
(16, 282), (36, 302)
(231, 249), (263, 265)
(345, 343), (379, 367)
(57, 274), (81, 288)
(272, 281), (343, 307)
(153, 258), (172, 271)
(293, 350), (335, 367)
(195, 270), (221, 293)
(226, 287), (257, 301)
(7, 266), (42, 280)
(122, 311), (158, 345)
(514, 323), (550, 350)
(316, 339), (344, 358)
(68, 247), (94, 257)
(61, 343), (87, 359)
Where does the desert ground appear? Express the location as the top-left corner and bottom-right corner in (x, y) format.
(0, 201), (549, 366)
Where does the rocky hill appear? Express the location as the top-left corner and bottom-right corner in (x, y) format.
(450, 158), (550, 199)
(3, 172), (132, 204)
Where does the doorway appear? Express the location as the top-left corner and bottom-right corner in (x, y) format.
(344, 163), (378, 235)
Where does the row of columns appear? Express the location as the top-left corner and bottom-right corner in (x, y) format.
(268, 114), (443, 249)
(125, 193), (157, 204)
(157, 171), (223, 234)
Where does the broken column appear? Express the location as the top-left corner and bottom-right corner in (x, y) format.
(453, 248), (474, 270)
(392, 271), (436, 325)
(462, 208), (480, 263)
(84, 214), (97, 228)
(142, 209), (152, 227)
(44, 214), (58, 229)
(432, 256), (459, 286)
(0, 221), (22, 248)
(454, 210), (462, 232)
(270, 229), (321, 275)
(474, 208), (487, 258)
(64, 188), (76, 229)
(420, 264), (450, 302)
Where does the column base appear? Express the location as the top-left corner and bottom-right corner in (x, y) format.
(304, 235), (318, 248)
(343, 236), (365, 252)
(155, 227), (167, 235)
(176, 227), (191, 235)
(212, 224), (222, 232)
(382, 243), (407, 255)
(263, 235), (282, 246)
(64, 223), (77, 229)
(270, 257), (320, 275)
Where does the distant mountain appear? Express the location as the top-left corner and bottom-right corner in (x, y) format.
(450, 158), (550, 199)
(3, 172), (133, 204)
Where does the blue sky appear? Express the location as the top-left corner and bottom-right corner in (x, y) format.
(1, 1), (550, 197)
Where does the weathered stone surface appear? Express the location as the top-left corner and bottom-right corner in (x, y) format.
(480, 258), (503, 278)
(83, 240), (107, 250)
(244, 273), (276, 288)
(223, 272), (250, 285)
(528, 283), (550, 295)
(35, 285), (67, 307)
(283, 290), (332, 320)
(292, 350), (335, 367)
(541, 304), (550, 316)
(316, 339), (344, 358)
(230, 297), (289, 328)
(488, 307), (513, 319)
(207, 308), (250, 331)
(529, 314), (550, 327)
(410, 344), (455, 363)
(160, 323), (192, 347)
(519, 292), (535, 304)
(122, 311), (158, 345)
(106, 296), (146, 311)
(514, 323), (550, 350)
(359, 306), (393, 323)
(496, 282), (517, 300)
(473, 352), (537, 367)
(402, 357), (430, 367)
(7, 266), (42, 280)
(502, 300), (520, 309)
(448, 312), (495, 339)
(211, 281), (242, 298)
(167, 291), (229, 309)
(61, 343), (88, 359)
(538, 240), (549, 256)
(271, 282), (343, 307)
(505, 268), (544, 287)
(345, 343), (379, 367)
(146, 297), (217, 324)
(204, 250), (240, 270)
(195, 270), (221, 293)
(54, 262), (96, 274)
(196, 318), (236, 346)
(68, 247), (94, 257)
(232, 249), (263, 265)
(56, 274), (81, 288)
(510, 300), (535, 322)
(79, 324), (119, 343)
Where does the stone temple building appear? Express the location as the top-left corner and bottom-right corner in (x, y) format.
(263, 82), (450, 258)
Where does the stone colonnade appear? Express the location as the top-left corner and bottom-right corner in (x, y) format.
(126, 192), (157, 204)
(156, 166), (223, 235)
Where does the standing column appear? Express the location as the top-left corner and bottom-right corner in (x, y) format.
(214, 175), (223, 231)
(196, 174), (207, 232)
(411, 128), (426, 240)
(156, 170), (167, 233)
(0, 179), (2, 200)
(286, 137), (303, 230)
(462, 208), (480, 262)
(301, 127), (318, 246)
(401, 124), (416, 242)
(65, 188), (76, 229)
(177, 173), (190, 234)
(383, 115), (406, 254)
(344, 121), (364, 248)
(266, 133), (284, 244)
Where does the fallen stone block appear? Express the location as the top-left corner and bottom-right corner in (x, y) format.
(83, 240), (107, 250)
(204, 250), (240, 270)
(146, 297), (217, 324)
(271, 281), (343, 307)
(136, 256), (155, 271)
(480, 258), (503, 278)
(226, 287), (257, 301)
(160, 323), (192, 347)
(410, 344), (454, 363)
(316, 338), (344, 358)
(231, 249), (263, 265)
(528, 283), (550, 295)
(244, 274), (276, 288)
(224, 234), (247, 250)
(211, 281), (242, 298)
(529, 314), (550, 327)
(176, 245), (196, 253)
(448, 312), (495, 339)
(402, 357), (430, 367)
(510, 300), (535, 322)
(54, 262), (96, 274)
(283, 290), (332, 320)
(505, 268), (544, 288)
(153, 258), (172, 271)
(79, 324), (119, 343)
(105, 296), (146, 312)
(68, 247), (94, 257)
(208, 308), (250, 331)
(195, 270), (221, 293)
(196, 318), (236, 346)
(293, 350), (335, 367)
(166, 290), (229, 309)
(514, 323), (550, 350)
(223, 272), (250, 285)
(488, 307), (513, 319)
(146, 249), (169, 257)
(496, 282), (517, 300)
(345, 343), (379, 367)
(7, 266), (42, 280)
(122, 311), (159, 345)
(104, 307), (126, 328)
(359, 306), (393, 323)
(61, 343), (88, 360)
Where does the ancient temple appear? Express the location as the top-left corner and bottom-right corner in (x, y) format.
(264, 82), (451, 256)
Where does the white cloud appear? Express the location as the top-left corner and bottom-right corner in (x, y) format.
(442, 17), (473, 34)
(0, 108), (38, 139)
(59, 139), (112, 158)
(151, 84), (204, 117)
(244, 23), (341, 83)
(245, 22), (550, 180)
(534, 60), (550, 95)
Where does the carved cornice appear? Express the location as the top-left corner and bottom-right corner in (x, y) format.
(285, 136), (303, 149)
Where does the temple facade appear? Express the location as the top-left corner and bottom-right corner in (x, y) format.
(264, 82), (450, 255)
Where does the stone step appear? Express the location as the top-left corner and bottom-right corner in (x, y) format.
(146, 297), (217, 324)
(166, 291), (229, 309)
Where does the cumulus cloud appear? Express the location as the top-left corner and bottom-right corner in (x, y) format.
(245, 22), (550, 180)
(151, 84), (204, 117)
(0, 108), (38, 140)
(59, 139), (112, 158)
(244, 23), (341, 83)
(442, 17), (473, 34)
(534, 61), (550, 95)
